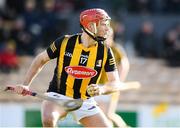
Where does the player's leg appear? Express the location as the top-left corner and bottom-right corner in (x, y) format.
(94, 94), (113, 125)
(79, 108), (112, 127)
(107, 92), (127, 127)
(72, 98), (112, 127)
(41, 100), (67, 127)
(108, 112), (127, 127)
(95, 95), (111, 113)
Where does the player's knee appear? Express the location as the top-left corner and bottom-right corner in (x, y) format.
(42, 118), (55, 127)
(107, 112), (117, 122)
(107, 111), (113, 119)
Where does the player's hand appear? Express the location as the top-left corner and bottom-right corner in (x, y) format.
(87, 84), (104, 97)
(13, 85), (30, 96)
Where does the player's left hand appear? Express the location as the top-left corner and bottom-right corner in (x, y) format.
(87, 84), (103, 97)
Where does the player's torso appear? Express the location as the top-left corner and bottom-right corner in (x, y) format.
(54, 34), (107, 99)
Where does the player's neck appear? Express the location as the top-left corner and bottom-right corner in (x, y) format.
(81, 32), (97, 48)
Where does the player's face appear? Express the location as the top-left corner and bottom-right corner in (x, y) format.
(96, 19), (111, 38)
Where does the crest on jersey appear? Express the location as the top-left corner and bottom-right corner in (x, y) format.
(96, 60), (102, 67)
(65, 66), (97, 79)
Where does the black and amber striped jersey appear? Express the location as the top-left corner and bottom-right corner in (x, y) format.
(99, 43), (127, 84)
(46, 33), (117, 100)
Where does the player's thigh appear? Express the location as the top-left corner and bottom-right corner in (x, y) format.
(41, 100), (67, 122)
(97, 101), (110, 113)
(79, 110), (112, 127)
(95, 95), (111, 113)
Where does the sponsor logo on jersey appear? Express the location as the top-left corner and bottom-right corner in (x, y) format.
(65, 66), (97, 79)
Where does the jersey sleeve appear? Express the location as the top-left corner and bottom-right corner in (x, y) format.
(104, 47), (117, 72)
(46, 36), (65, 59)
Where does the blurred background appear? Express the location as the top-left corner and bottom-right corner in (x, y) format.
(0, 0), (179, 127)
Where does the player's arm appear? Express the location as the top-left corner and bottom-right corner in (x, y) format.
(87, 69), (126, 96)
(116, 45), (130, 81)
(13, 51), (50, 95)
(87, 48), (126, 96)
(102, 46), (130, 94)
(23, 51), (50, 86)
(100, 70), (124, 95)
(23, 35), (65, 86)
(100, 47), (126, 94)
(118, 56), (129, 81)
(13, 36), (64, 95)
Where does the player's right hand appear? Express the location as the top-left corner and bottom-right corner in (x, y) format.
(87, 84), (104, 97)
(13, 85), (30, 96)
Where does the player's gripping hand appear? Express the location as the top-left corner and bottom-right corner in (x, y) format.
(13, 85), (30, 96)
(87, 84), (104, 97)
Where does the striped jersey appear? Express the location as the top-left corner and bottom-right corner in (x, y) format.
(99, 43), (126, 84)
(46, 33), (117, 100)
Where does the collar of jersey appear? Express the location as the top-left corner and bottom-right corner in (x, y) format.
(78, 35), (98, 52)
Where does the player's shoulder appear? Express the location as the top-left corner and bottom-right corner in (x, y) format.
(64, 33), (82, 38)
(55, 33), (81, 40)
(54, 33), (81, 44)
(54, 35), (66, 42)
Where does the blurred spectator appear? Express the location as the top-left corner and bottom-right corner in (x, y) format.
(0, 16), (4, 50)
(41, 0), (59, 47)
(23, 0), (41, 32)
(85, 0), (106, 9)
(163, 23), (180, 66)
(163, 0), (180, 14)
(55, 0), (85, 15)
(5, 0), (25, 17)
(108, 0), (128, 15)
(0, 14), (14, 54)
(127, 0), (155, 14)
(111, 21), (126, 45)
(73, 0), (86, 12)
(55, 0), (74, 14)
(12, 18), (35, 56)
(0, 40), (19, 73)
(22, 0), (42, 50)
(134, 21), (161, 58)
(4, 0), (24, 18)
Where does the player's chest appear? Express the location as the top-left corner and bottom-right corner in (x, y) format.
(62, 47), (103, 68)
